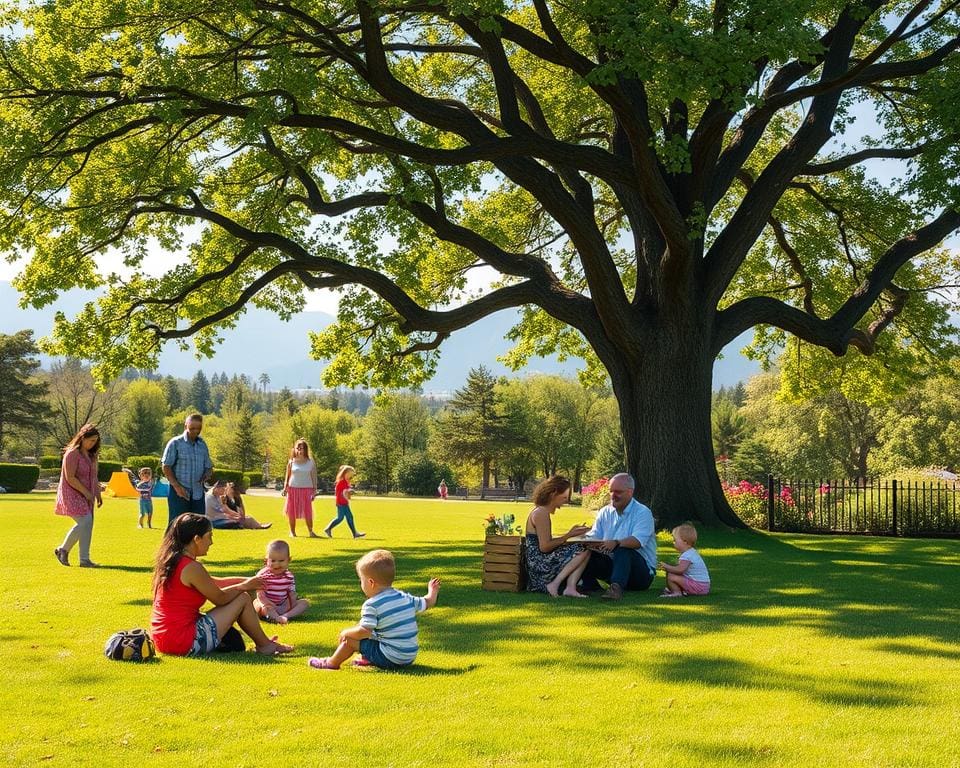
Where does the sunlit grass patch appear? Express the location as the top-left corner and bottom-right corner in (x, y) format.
(3, 493), (960, 767)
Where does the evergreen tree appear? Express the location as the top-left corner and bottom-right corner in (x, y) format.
(712, 398), (749, 459)
(162, 375), (182, 413)
(188, 371), (211, 413)
(274, 387), (298, 418)
(218, 406), (262, 473)
(436, 366), (509, 492)
(0, 330), (51, 455)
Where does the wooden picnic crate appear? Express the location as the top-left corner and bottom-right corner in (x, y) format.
(482, 534), (526, 592)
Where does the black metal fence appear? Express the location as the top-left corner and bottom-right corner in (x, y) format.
(766, 476), (960, 537)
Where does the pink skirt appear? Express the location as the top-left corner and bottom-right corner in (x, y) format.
(683, 577), (711, 596)
(284, 486), (314, 520)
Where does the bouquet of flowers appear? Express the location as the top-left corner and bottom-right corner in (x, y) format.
(483, 512), (522, 536)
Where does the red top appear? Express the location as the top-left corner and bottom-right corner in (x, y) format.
(151, 556), (206, 655)
(335, 478), (351, 506)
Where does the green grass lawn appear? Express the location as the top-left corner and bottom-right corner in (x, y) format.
(3, 491), (960, 767)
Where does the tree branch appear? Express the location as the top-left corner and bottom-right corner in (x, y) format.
(713, 207), (960, 354)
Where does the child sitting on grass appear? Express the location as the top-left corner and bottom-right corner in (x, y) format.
(308, 549), (440, 670)
(254, 539), (309, 624)
(658, 522), (711, 597)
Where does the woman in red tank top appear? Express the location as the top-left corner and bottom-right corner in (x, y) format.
(151, 514), (294, 656)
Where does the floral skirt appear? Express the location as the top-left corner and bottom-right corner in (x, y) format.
(524, 534), (583, 593)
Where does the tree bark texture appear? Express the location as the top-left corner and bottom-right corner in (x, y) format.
(599, 315), (744, 529)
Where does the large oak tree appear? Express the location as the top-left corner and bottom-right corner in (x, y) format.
(1, 0), (959, 526)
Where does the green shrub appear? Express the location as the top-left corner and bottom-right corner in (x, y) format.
(212, 468), (245, 490)
(97, 461), (123, 482)
(394, 453), (457, 496)
(39, 455), (61, 469)
(243, 472), (262, 488)
(125, 455), (161, 474)
(0, 463), (40, 493)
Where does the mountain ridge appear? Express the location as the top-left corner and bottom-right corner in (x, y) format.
(2, 281), (758, 390)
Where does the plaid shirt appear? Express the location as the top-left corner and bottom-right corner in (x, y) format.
(161, 432), (213, 500)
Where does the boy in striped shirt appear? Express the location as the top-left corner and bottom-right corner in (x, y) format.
(308, 549), (440, 670)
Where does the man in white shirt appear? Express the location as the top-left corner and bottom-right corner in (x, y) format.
(582, 473), (657, 600)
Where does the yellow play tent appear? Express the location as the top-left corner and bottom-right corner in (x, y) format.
(105, 470), (139, 498)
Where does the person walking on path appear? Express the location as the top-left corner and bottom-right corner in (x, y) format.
(53, 423), (103, 567)
(162, 413), (213, 528)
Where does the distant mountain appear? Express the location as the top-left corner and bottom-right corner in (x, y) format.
(1, 280), (758, 390)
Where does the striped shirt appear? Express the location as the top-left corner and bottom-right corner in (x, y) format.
(359, 588), (427, 665)
(256, 567), (296, 606)
(162, 432), (213, 501)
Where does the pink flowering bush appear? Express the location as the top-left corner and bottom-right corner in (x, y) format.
(722, 480), (768, 528)
(581, 477), (610, 511)
(723, 480), (797, 529)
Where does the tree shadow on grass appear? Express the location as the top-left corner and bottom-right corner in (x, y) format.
(162, 532), (960, 682)
(682, 740), (781, 765)
(648, 652), (918, 708)
(704, 531), (960, 649)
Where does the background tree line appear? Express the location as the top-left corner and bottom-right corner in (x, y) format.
(5, 328), (960, 497)
(1, 331), (621, 493)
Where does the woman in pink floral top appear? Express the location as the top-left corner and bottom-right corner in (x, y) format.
(53, 423), (103, 567)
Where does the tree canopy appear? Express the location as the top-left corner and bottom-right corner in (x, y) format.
(1, 0), (959, 525)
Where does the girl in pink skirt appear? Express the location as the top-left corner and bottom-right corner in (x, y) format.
(281, 439), (319, 537)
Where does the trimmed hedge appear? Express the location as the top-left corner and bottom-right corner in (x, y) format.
(243, 472), (262, 488)
(212, 468), (246, 490)
(0, 463), (40, 493)
(40, 455), (61, 469)
(126, 455), (162, 474)
(97, 461), (123, 482)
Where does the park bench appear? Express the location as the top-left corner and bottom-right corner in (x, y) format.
(477, 487), (524, 501)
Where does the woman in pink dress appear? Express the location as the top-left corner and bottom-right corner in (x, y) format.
(53, 423), (103, 567)
(282, 439), (319, 537)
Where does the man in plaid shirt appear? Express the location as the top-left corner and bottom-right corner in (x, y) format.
(162, 413), (213, 528)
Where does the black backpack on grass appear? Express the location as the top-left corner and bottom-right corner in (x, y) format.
(104, 629), (155, 661)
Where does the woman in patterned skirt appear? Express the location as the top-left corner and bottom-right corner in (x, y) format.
(53, 423), (103, 567)
(524, 476), (591, 597)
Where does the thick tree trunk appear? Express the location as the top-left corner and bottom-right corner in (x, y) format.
(608, 326), (745, 530)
